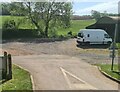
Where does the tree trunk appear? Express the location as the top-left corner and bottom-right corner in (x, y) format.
(44, 22), (49, 38)
(26, 2), (44, 37)
(31, 17), (44, 36)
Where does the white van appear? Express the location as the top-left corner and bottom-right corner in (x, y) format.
(77, 29), (112, 45)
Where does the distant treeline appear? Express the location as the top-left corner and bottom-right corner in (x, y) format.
(0, 3), (25, 16)
(71, 15), (93, 20)
(71, 14), (120, 20)
(1, 8), (24, 16)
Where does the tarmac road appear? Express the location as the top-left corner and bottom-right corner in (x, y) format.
(13, 55), (118, 90)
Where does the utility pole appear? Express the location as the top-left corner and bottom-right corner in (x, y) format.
(111, 23), (118, 71)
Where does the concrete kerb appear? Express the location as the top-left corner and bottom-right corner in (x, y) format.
(13, 64), (35, 91)
(98, 66), (120, 84)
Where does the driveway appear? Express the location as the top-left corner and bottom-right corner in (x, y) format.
(3, 39), (118, 64)
(13, 55), (118, 90)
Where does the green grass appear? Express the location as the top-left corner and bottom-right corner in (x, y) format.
(116, 43), (120, 56)
(0, 16), (96, 36)
(0, 16), (35, 29)
(57, 19), (96, 36)
(2, 65), (33, 90)
(117, 43), (120, 49)
(98, 64), (120, 81)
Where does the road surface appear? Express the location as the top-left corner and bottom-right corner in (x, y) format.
(13, 55), (118, 90)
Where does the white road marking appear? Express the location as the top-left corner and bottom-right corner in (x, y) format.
(60, 67), (97, 90)
(60, 67), (72, 88)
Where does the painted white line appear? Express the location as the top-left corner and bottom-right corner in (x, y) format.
(60, 67), (72, 88)
(60, 67), (97, 90)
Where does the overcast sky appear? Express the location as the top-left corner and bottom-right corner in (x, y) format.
(73, 1), (119, 15)
(0, 0), (120, 15)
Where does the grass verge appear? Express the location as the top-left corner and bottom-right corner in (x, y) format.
(117, 43), (120, 49)
(2, 64), (33, 91)
(98, 64), (120, 81)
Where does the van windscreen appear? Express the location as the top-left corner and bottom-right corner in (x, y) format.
(78, 33), (83, 38)
(104, 34), (110, 38)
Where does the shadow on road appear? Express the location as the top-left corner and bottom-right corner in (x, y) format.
(2, 38), (68, 44)
(76, 44), (110, 49)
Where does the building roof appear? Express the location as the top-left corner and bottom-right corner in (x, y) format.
(96, 16), (120, 24)
(86, 16), (120, 29)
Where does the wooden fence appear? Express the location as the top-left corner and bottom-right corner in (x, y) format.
(0, 51), (12, 82)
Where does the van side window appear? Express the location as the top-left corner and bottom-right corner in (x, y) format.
(87, 34), (90, 37)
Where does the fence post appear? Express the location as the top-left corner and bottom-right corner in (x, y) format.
(7, 54), (12, 80)
(2, 52), (7, 80)
(0, 56), (3, 81)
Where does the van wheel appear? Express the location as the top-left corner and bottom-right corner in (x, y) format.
(80, 42), (85, 46)
(85, 42), (90, 46)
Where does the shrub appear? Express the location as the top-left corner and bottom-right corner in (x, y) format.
(2, 20), (16, 29)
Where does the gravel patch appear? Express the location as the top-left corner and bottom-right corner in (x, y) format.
(2, 38), (118, 64)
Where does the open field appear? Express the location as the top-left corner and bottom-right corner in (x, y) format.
(57, 19), (95, 36)
(0, 16), (35, 29)
(2, 65), (32, 90)
(0, 16), (96, 36)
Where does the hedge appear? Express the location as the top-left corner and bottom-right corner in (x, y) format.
(2, 29), (39, 39)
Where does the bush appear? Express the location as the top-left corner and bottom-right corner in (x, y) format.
(2, 20), (16, 29)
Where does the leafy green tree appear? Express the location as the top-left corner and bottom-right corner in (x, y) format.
(91, 10), (101, 21)
(91, 10), (109, 21)
(101, 11), (109, 17)
(10, 2), (73, 37)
